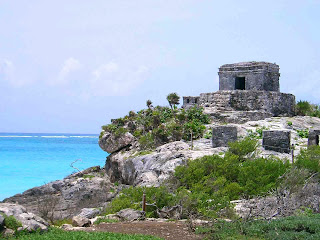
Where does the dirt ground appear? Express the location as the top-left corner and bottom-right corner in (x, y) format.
(88, 221), (205, 240)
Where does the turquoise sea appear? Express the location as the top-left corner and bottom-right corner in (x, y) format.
(0, 132), (108, 201)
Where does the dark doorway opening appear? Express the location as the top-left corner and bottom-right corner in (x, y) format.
(235, 77), (245, 90)
(186, 99), (190, 104)
(316, 135), (319, 145)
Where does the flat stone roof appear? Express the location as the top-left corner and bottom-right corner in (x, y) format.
(219, 61), (279, 72)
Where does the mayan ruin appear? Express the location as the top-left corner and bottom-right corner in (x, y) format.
(182, 61), (296, 123)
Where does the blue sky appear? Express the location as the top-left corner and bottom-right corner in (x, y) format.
(0, 0), (319, 133)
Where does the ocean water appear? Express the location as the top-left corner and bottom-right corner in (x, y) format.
(0, 133), (108, 201)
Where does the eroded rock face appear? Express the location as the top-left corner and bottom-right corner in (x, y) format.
(106, 141), (227, 186)
(99, 131), (135, 153)
(3, 167), (115, 220)
(0, 203), (49, 232)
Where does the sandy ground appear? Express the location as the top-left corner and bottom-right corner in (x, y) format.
(87, 221), (205, 240)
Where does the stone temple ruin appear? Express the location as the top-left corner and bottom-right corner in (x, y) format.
(182, 61), (296, 123)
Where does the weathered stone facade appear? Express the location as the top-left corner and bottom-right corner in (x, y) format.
(200, 90), (295, 117)
(182, 96), (200, 109)
(212, 126), (237, 148)
(182, 61), (296, 123)
(262, 130), (291, 153)
(308, 129), (320, 147)
(218, 62), (280, 91)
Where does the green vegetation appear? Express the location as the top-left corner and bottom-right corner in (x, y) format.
(101, 103), (210, 150)
(295, 145), (320, 173)
(205, 214), (320, 240)
(1, 213), (22, 231)
(104, 138), (290, 219)
(83, 174), (95, 179)
(52, 219), (72, 227)
(10, 227), (163, 240)
(166, 92), (180, 109)
(104, 186), (175, 218)
(94, 217), (119, 225)
(287, 121), (293, 126)
(297, 129), (309, 138)
(247, 126), (269, 139)
(296, 100), (320, 117)
(204, 129), (212, 139)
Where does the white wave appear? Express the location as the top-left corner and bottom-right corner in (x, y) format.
(0, 135), (36, 138)
(40, 136), (69, 138)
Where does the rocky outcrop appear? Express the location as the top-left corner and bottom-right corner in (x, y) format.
(99, 131), (135, 153)
(106, 140), (228, 186)
(0, 203), (49, 232)
(77, 208), (101, 219)
(72, 216), (91, 227)
(104, 116), (320, 187)
(3, 166), (117, 220)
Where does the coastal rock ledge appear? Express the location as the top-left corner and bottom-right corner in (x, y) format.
(0, 203), (49, 232)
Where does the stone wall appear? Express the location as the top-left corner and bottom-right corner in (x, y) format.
(308, 129), (320, 146)
(262, 130), (291, 153)
(199, 90), (295, 117)
(212, 126), (237, 148)
(182, 96), (200, 109)
(218, 62), (280, 92)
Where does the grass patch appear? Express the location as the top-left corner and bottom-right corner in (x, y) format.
(83, 174), (95, 180)
(207, 214), (320, 240)
(94, 217), (119, 225)
(11, 227), (163, 240)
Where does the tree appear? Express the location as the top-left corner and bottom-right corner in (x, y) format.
(166, 93), (180, 109)
(146, 99), (153, 110)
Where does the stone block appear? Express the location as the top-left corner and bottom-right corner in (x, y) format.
(308, 129), (320, 147)
(262, 130), (291, 153)
(212, 126), (237, 148)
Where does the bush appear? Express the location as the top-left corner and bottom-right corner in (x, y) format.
(228, 137), (258, 161)
(296, 100), (312, 116)
(2, 214), (22, 231)
(295, 145), (320, 173)
(238, 157), (290, 197)
(105, 186), (175, 218)
(101, 103), (210, 150)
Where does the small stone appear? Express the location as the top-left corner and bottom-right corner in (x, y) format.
(116, 208), (145, 221)
(72, 216), (91, 227)
(2, 228), (15, 237)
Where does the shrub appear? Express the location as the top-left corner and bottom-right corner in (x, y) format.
(105, 186), (175, 218)
(295, 145), (320, 173)
(2, 214), (23, 231)
(238, 157), (290, 197)
(296, 100), (312, 116)
(101, 102), (210, 150)
(228, 137), (258, 161)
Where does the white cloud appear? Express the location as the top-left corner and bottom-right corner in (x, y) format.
(89, 62), (148, 96)
(56, 57), (82, 84)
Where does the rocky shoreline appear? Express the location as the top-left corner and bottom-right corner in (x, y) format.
(2, 116), (319, 223)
